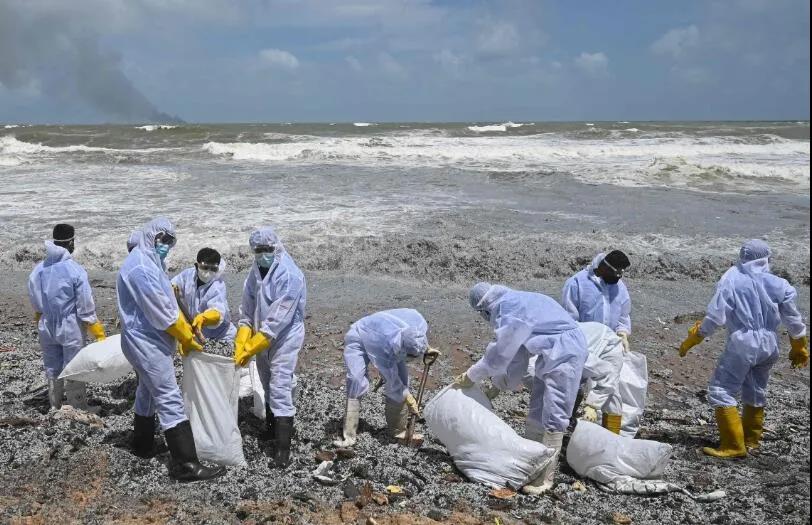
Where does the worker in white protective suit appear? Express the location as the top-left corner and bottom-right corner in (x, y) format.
(491, 321), (625, 434)
(679, 239), (808, 458)
(28, 224), (107, 412)
(171, 247), (237, 343)
(117, 218), (225, 481)
(334, 309), (440, 447)
(233, 226), (306, 468)
(453, 283), (588, 495)
(562, 250), (633, 353)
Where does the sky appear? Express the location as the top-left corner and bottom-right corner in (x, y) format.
(0, 0), (809, 123)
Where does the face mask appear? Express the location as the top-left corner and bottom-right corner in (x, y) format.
(255, 252), (275, 268)
(155, 243), (171, 260)
(197, 269), (215, 283)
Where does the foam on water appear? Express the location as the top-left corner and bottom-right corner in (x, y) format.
(135, 125), (178, 131)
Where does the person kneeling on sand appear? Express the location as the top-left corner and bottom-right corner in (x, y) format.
(452, 283), (588, 495)
(117, 218), (224, 481)
(28, 223), (107, 413)
(334, 309), (441, 447)
(679, 239), (808, 458)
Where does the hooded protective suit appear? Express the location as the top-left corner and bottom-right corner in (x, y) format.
(28, 241), (99, 379)
(562, 253), (632, 335)
(467, 284), (588, 433)
(699, 242), (807, 408)
(171, 260), (237, 342)
(117, 218), (186, 430)
(238, 227), (306, 418)
(343, 309), (429, 402)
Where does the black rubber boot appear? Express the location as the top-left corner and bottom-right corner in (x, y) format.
(261, 406), (276, 443)
(273, 416), (294, 468)
(131, 414), (165, 458)
(164, 420), (226, 482)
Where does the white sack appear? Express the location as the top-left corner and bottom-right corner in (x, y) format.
(59, 334), (133, 383)
(249, 359), (266, 420)
(567, 421), (671, 485)
(182, 352), (246, 466)
(239, 366), (253, 398)
(618, 351), (648, 437)
(424, 384), (555, 490)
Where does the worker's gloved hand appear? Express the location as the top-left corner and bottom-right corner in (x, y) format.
(34, 312), (41, 324)
(679, 320), (704, 357)
(789, 335), (809, 369)
(452, 373), (475, 389)
(165, 314), (203, 354)
(424, 347), (441, 360)
(484, 384), (501, 401)
(193, 309), (221, 332)
(234, 325), (252, 357)
(85, 321), (106, 342)
(405, 393), (420, 416)
(235, 332), (272, 367)
(582, 405), (599, 423)
(617, 332), (630, 353)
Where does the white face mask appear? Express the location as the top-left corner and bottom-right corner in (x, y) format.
(197, 269), (215, 284)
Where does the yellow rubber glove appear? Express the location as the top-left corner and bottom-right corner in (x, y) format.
(235, 332), (271, 367)
(617, 332), (630, 353)
(34, 312), (41, 324)
(679, 320), (704, 357)
(452, 373), (474, 389)
(582, 405), (599, 423)
(234, 325), (252, 360)
(405, 393), (419, 416)
(789, 335), (809, 369)
(192, 309), (221, 332)
(85, 321), (106, 342)
(166, 314), (203, 354)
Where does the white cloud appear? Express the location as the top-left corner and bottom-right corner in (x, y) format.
(259, 48), (300, 69)
(433, 49), (465, 69)
(574, 52), (609, 76)
(651, 25), (700, 60)
(378, 52), (407, 78)
(345, 55), (363, 72)
(476, 21), (519, 56)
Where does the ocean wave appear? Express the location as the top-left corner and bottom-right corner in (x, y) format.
(135, 125), (179, 131)
(353, 122), (375, 127)
(467, 122), (525, 133)
(0, 135), (177, 165)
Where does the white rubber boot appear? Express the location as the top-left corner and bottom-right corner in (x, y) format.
(48, 378), (64, 410)
(65, 381), (101, 414)
(333, 398), (361, 447)
(522, 431), (564, 496)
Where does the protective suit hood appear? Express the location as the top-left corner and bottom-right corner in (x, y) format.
(126, 230), (143, 252)
(43, 241), (71, 266)
(587, 252), (606, 273)
(136, 217), (175, 269)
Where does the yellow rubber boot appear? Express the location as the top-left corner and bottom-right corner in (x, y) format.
(742, 405), (765, 451)
(602, 413), (622, 435)
(703, 406), (747, 459)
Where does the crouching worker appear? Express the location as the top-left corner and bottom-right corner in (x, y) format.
(233, 227), (306, 468)
(679, 240), (808, 458)
(171, 247), (237, 345)
(334, 309), (440, 447)
(453, 283), (588, 495)
(117, 218), (225, 481)
(28, 223), (107, 412)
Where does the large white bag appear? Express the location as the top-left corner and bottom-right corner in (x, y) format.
(248, 360), (266, 420)
(567, 420), (672, 485)
(424, 385), (555, 490)
(59, 334), (134, 383)
(182, 352), (246, 466)
(618, 351), (648, 437)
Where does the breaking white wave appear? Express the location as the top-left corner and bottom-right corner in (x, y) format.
(0, 135), (175, 166)
(468, 122), (525, 133)
(625, 128), (641, 132)
(135, 124), (178, 131)
(200, 133), (810, 192)
(585, 123), (595, 126)
(353, 122), (375, 127)
(3, 125), (20, 129)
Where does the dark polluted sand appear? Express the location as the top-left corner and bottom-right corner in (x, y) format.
(0, 269), (808, 524)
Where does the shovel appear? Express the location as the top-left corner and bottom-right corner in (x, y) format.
(403, 349), (439, 447)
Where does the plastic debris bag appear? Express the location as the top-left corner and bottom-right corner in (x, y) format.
(249, 359), (266, 420)
(618, 352), (648, 437)
(567, 421), (671, 485)
(182, 352), (246, 466)
(424, 384), (555, 490)
(238, 364), (253, 398)
(59, 334), (133, 383)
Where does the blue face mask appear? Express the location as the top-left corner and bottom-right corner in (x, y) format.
(255, 252), (275, 268)
(155, 243), (171, 260)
